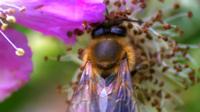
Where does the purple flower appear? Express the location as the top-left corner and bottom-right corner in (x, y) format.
(0, 0), (105, 102)
(14, 0), (106, 44)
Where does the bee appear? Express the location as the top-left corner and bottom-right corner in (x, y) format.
(67, 18), (142, 112)
(63, 2), (198, 112)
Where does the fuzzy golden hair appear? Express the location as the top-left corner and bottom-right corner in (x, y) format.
(82, 35), (136, 76)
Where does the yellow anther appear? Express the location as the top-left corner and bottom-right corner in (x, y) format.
(6, 15), (16, 23)
(1, 23), (8, 31)
(15, 48), (25, 56)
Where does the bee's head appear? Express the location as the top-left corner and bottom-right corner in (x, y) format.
(91, 22), (128, 69)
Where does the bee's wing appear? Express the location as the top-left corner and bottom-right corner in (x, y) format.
(68, 60), (137, 112)
(107, 60), (137, 112)
(69, 62), (100, 112)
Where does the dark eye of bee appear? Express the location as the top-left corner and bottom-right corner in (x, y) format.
(92, 27), (105, 37)
(110, 26), (126, 36)
(92, 26), (126, 38)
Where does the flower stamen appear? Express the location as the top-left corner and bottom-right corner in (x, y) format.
(165, 12), (191, 22)
(0, 19), (8, 30)
(0, 2), (26, 12)
(6, 15), (16, 23)
(0, 2), (26, 30)
(0, 30), (25, 56)
(0, 2), (26, 56)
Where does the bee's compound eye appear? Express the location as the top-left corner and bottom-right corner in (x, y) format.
(92, 27), (105, 38)
(110, 26), (127, 37)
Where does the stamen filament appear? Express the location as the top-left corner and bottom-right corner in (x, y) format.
(0, 8), (5, 12)
(0, 2), (25, 12)
(149, 28), (162, 37)
(0, 30), (25, 56)
(165, 13), (188, 22)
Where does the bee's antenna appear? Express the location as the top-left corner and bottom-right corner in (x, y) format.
(111, 17), (144, 25)
(122, 18), (144, 25)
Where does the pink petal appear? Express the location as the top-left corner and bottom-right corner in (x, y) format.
(0, 29), (32, 102)
(13, 0), (105, 44)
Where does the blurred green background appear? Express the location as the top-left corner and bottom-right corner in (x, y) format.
(0, 0), (200, 112)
